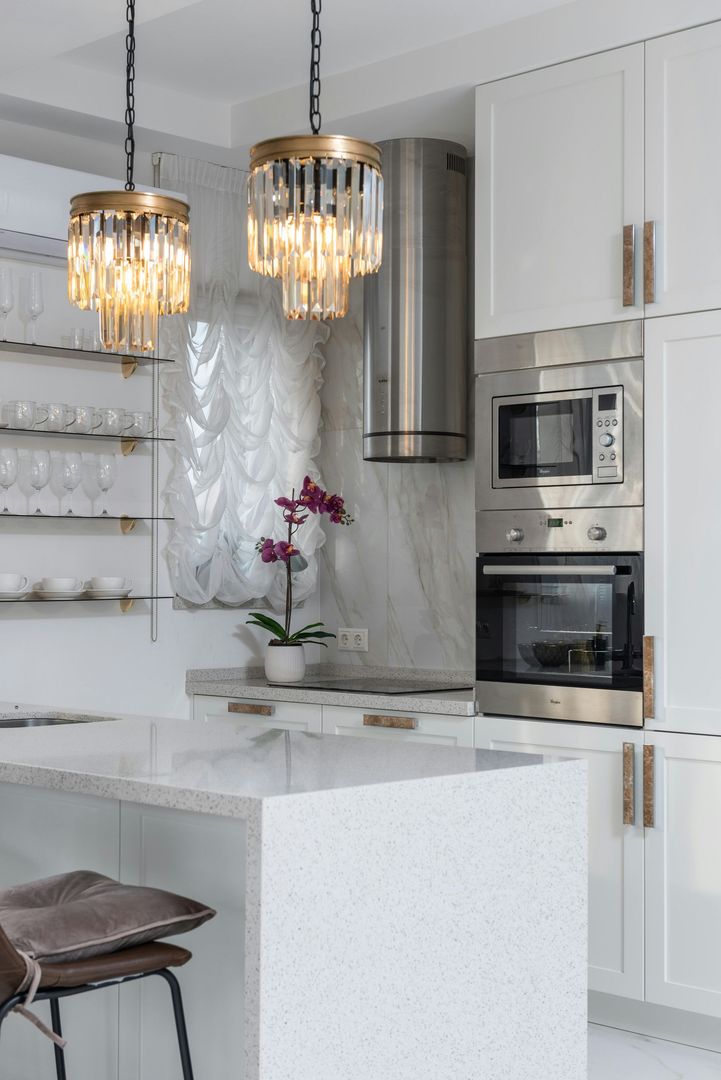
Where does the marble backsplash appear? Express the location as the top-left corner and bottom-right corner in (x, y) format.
(317, 283), (475, 671)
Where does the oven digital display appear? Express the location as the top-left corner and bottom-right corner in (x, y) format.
(547, 517), (563, 528)
(598, 393), (618, 412)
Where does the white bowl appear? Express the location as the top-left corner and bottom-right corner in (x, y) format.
(87, 576), (126, 590)
(0, 573), (28, 592)
(40, 577), (81, 591)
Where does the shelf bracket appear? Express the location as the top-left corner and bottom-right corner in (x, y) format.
(121, 357), (138, 379)
(120, 516), (137, 535)
(120, 437), (138, 457)
(119, 598), (134, 613)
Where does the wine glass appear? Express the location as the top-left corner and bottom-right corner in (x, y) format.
(0, 448), (18, 513)
(0, 268), (14, 342)
(29, 449), (50, 514)
(60, 452), (82, 515)
(95, 454), (116, 516)
(28, 271), (44, 345)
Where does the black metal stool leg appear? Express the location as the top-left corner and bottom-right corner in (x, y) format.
(49, 998), (67, 1080)
(156, 971), (194, 1080)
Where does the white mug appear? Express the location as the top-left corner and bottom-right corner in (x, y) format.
(40, 576), (81, 591)
(0, 573), (28, 592)
(87, 576), (127, 590)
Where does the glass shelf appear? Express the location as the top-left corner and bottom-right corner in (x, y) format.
(0, 594), (174, 609)
(0, 339), (173, 366)
(0, 426), (174, 445)
(0, 513), (173, 524)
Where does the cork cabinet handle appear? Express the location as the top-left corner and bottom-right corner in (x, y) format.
(643, 636), (655, 720)
(622, 224), (636, 307)
(363, 714), (418, 730)
(228, 702), (274, 716)
(622, 742), (635, 826)
(643, 745), (655, 829)
(644, 220), (656, 304)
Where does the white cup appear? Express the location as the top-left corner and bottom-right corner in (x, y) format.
(40, 576), (81, 591)
(87, 576), (127, 590)
(0, 573), (28, 592)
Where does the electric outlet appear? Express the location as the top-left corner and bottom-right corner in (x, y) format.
(337, 627), (368, 652)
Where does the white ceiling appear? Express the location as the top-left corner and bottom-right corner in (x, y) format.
(0, 0), (577, 164)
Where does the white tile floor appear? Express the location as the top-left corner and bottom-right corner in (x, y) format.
(590, 1023), (721, 1078)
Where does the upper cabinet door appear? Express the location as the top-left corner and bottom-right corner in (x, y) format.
(645, 23), (721, 318)
(475, 45), (644, 339)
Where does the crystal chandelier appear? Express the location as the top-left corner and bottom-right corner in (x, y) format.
(247, 1), (383, 320)
(67, 0), (191, 352)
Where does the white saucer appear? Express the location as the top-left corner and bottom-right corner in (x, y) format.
(0, 589), (30, 600)
(84, 587), (133, 599)
(35, 588), (85, 600)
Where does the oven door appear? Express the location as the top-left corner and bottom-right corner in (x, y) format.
(476, 553), (643, 725)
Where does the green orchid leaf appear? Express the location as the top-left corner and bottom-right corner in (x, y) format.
(245, 612), (287, 638)
(290, 631), (336, 640)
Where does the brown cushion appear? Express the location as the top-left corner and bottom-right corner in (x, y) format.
(0, 870), (215, 963)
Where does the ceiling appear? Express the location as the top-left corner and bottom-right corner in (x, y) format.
(0, 0), (575, 166)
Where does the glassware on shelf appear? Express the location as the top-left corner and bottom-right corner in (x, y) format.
(59, 452), (82, 515)
(1, 400), (48, 430)
(94, 453), (116, 516)
(65, 405), (101, 434)
(27, 271), (44, 346)
(43, 403), (74, 432)
(124, 410), (154, 437)
(28, 449), (50, 514)
(0, 268), (14, 342)
(96, 407), (131, 436)
(0, 448), (18, 513)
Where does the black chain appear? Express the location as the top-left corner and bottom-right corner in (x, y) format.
(125, 0), (136, 191)
(309, 0), (321, 134)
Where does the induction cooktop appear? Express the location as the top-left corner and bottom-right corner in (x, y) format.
(270, 678), (472, 695)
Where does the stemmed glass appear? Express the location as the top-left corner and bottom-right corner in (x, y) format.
(95, 454), (116, 516)
(0, 268), (14, 342)
(0, 448), (18, 513)
(29, 449), (50, 514)
(60, 452), (82, 515)
(28, 271), (44, 345)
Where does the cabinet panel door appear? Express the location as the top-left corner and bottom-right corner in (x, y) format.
(192, 694), (321, 732)
(119, 803), (246, 1080)
(475, 717), (644, 1000)
(645, 733), (721, 1016)
(646, 23), (721, 317)
(322, 705), (474, 746)
(644, 312), (721, 735)
(0, 784), (120, 1080)
(475, 44), (644, 339)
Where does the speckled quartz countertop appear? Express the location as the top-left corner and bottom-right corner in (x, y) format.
(186, 665), (477, 716)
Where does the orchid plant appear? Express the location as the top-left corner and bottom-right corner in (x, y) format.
(247, 475), (353, 648)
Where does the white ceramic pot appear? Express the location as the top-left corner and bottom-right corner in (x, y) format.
(264, 642), (306, 684)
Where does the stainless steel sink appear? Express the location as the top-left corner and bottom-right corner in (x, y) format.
(0, 713), (118, 728)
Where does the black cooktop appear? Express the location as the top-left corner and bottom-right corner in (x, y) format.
(270, 678), (472, 695)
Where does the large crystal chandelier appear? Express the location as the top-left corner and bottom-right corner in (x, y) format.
(247, 1), (383, 320)
(67, 0), (190, 352)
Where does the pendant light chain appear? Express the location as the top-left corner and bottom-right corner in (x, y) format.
(125, 0), (136, 191)
(309, 0), (322, 135)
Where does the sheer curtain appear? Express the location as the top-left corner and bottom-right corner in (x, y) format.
(158, 154), (329, 608)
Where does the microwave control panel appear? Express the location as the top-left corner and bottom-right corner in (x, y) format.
(592, 385), (623, 484)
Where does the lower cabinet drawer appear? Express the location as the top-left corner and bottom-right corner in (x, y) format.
(192, 694), (321, 732)
(321, 705), (474, 746)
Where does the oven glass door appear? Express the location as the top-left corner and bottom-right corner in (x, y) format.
(476, 554), (643, 692)
(494, 390), (593, 486)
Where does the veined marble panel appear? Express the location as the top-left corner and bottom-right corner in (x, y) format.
(319, 281), (364, 432)
(589, 1023), (721, 1079)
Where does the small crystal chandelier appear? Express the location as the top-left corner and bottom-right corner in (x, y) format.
(247, 0), (383, 320)
(67, 0), (191, 352)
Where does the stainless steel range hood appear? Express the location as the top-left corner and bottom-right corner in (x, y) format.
(363, 138), (468, 463)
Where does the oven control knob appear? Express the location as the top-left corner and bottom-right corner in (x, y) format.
(506, 528), (524, 543)
(599, 433), (615, 447)
(587, 526), (607, 542)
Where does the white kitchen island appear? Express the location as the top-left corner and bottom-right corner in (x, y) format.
(0, 713), (587, 1080)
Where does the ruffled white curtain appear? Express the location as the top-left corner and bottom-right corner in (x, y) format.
(158, 154), (329, 608)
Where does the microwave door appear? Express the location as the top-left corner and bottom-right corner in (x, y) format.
(494, 390), (593, 489)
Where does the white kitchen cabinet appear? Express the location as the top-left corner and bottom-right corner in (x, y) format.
(475, 44), (644, 339)
(0, 784), (120, 1080)
(118, 802), (246, 1080)
(644, 733), (721, 1017)
(192, 693), (321, 732)
(644, 312), (721, 735)
(474, 716), (645, 1000)
(645, 22), (721, 317)
(322, 705), (474, 746)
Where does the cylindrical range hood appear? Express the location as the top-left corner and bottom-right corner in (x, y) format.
(363, 138), (468, 462)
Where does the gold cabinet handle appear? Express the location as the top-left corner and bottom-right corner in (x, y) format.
(643, 744), (655, 828)
(623, 742), (635, 826)
(622, 224), (636, 307)
(644, 220), (656, 304)
(363, 713), (418, 730)
(228, 702), (274, 716)
(643, 635), (655, 719)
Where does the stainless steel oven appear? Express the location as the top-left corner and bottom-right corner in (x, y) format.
(476, 552), (643, 726)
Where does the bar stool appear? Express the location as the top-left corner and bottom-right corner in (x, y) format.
(0, 871), (215, 1080)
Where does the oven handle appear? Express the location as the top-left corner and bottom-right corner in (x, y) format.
(481, 565), (618, 576)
